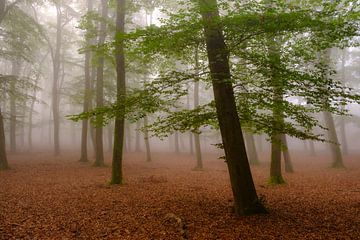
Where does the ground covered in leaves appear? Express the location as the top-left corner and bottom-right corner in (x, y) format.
(0, 151), (359, 239)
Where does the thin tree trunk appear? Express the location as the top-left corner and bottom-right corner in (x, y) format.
(10, 60), (20, 153)
(135, 120), (141, 152)
(107, 123), (113, 153)
(125, 122), (131, 152)
(79, 0), (93, 162)
(244, 132), (260, 166)
(281, 134), (294, 173)
(144, 116), (151, 162)
(308, 140), (316, 156)
(52, 4), (62, 156)
(186, 85), (194, 155)
(193, 47), (203, 169)
(174, 131), (180, 154)
(0, 107), (9, 170)
(199, 0), (267, 215)
(322, 49), (344, 168)
(339, 118), (348, 155)
(94, 0), (108, 167)
(28, 95), (35, 151)
(324, 111), (344, 168)
(339, 50), (348, 155)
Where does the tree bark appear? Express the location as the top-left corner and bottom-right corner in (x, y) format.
(193, 47), (203, 170)
(94, 0), (108, 167)
(324, 111), (344, 168)
(79, 0), (93, 162)
(174, 131), (180, 154)
(111, 0), (126, 184)
(0, 107), (9, 170)
(244, 132), (260, 166)
(281, 134), (294, 173)
(135, 120), (141, 152)
(52, 3), (62, 156)
(144, 116), (151, 162)
(10, 60), (21, 153)
(198, 0), (267, 215)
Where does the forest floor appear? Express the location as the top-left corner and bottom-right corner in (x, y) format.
(0, 151), (359, 240)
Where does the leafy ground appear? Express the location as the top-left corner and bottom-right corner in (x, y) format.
(0, 151), (359, 239)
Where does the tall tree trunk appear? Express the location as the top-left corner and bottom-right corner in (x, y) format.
(107, 123), (113, 152)
(308, 140), (316, 156)
(125, 122), (131, 152)
(339, 50), (348, 155)
(94, 0), (108, 167)
(10, 60), (20, 153)
(282, 134), (294, 173)
(135, 120), (141, 152)
(174, 131), (180, 154)
(28, 95), (35, 151)
(186, 85), (194, 155)
(0, 107), (9, 170)
(244, 132), (260, 166)
(79, 0), (93, 162)
(324, 111), (344, 168)
(111, 0), (126, 184)
(268, 26), (285, 184)
(52, 4), (62, 156)
(198, 0), (267, 215)
(193, 47), (203, 169)
(144, 117), (151, 162)
(322, 49), (344, 168)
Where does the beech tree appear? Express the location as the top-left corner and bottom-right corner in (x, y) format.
(111, 0), (126, 184)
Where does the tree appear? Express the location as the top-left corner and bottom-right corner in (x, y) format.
(198, 0), (267, 215)
(94, 0), (108, 167)
(111, 0), (126, 184)
(79, 0), (94, 163)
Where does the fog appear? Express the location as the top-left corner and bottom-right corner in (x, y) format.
(1, 0), (360, 239)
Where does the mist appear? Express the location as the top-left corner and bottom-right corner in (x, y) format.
(0, 0), (359, 239)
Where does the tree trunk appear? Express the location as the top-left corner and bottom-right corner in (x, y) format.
(144, 116), (151, 162)
(111, 0), (126, 184)
(339, 118), (348, 155)
(0, 107), (9, 170)
(193, 47), (203, 169)
(174, 131), (180, 154)
(10, 60), (21, 153)
(309, 140), (316, 156)
(52, 4), (62, 156)
(339, 50), (348, 155)
(135, 120), (141, 152)
(79, 0), (93, 163)
(28, 95), (35, 151)
(94, 0), (108, 167)
(324, 111), (345, 168)
(186, 85), (194, 155)
(322, 49), (344, 168)
(198, 0), (267, 215)
(282, 134), (294, 173)
(244, 132), (260, 166)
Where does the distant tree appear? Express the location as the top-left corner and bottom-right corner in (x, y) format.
(94, 0), (108, 167)
(79, 0), (94, 163)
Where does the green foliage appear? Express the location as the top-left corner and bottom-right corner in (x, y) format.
(71, 0), (360, 145)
